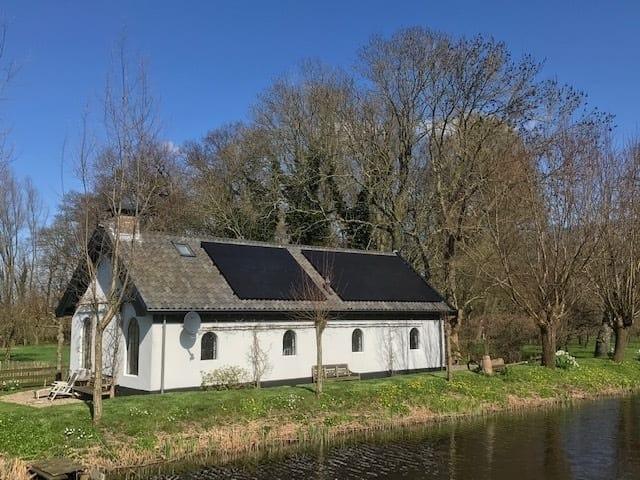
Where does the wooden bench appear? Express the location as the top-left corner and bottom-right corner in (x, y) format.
(467, 357), (507, 374)
(312, 364), (360, 382)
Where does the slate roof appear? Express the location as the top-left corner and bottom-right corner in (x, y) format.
(56, 227), (454, 317)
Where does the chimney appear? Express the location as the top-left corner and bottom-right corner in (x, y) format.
(109, 199), (140, 241)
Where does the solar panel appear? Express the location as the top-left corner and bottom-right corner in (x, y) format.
(201, 242), (324, 300)
(301, 249), (444, 302)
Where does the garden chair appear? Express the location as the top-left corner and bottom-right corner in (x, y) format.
(48, 371), (79, 401)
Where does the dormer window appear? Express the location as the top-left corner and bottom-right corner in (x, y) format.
(173, 241), (195, 257)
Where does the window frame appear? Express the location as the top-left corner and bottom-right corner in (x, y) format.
(126, 318), (140, 376)
(200, 332), (218, 360)
(81, 317), (92, 369)
(283, 330), (296, 356)
(351, 328), (364, 352)
(172, 241), (196, 257)
(409, 327), (420, 350)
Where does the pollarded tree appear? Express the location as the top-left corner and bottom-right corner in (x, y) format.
(588, 142), (640, 362)
(482, 83), (611, 368)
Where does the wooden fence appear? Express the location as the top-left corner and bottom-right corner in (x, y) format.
(0, 361), (69, 389)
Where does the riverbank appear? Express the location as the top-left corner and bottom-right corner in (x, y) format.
(2, 349), (640, 477)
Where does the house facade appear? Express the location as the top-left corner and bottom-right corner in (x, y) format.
(57, 219), (454, 394)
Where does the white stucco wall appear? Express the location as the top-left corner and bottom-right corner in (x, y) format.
(69, 258), (113, 375)
(145, 318), (444, 392)
(69, 257), (155, 390)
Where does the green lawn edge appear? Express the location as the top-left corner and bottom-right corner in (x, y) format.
(1, 342), (639, 469)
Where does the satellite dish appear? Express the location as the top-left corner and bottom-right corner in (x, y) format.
(183, 311), (201, 336)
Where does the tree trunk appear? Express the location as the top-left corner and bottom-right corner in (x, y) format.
(445, 320), (452, 381)
(613, 323), (629, 363)
(56, 318), (64, 381)
(594, 319), (612, 358)
(315, 323), (323, 397)
(93, 327), (104, 425)
(541, 324), (556, 369)
(442, 233), (462, 363)
(449, 323), (461, 365)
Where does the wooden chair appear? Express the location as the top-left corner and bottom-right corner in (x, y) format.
(48, 371), (79, 401)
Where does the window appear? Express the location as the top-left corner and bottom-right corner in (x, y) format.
(173, 241), (195, 257)
(352, 328), (363, 352)
(283, 330), (296, 356)
(201, 332), (217, 360)
(127, 318), (140, 375)
(409, 328), (420, 350)
(81, 317), (92, 369)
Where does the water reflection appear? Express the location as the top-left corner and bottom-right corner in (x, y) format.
(140, 396), (640, 480)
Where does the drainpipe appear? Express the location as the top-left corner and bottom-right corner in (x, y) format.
(160, 314), (166, 394)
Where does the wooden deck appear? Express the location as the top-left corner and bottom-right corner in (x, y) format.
(29, 458), (84, 479)
(72, 385), (111, 398)
(72, 375), (113, 398)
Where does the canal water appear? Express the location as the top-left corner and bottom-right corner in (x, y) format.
(137, 395), (640, 480)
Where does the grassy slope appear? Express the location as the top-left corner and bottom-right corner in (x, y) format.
(1, 342), (640, 468)
(3, 344), (70, 364)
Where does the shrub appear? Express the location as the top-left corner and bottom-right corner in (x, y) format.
(201, 365), (250, 390)
(555, 350), (579, 369)
(0, 379), (20, 392)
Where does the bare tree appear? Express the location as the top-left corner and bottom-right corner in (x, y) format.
(184, 123), (280, 241)
(480, 84), (610, 367)
(0, 163), (44, 359)
(292, 268), (331, 397)
(351, 28), (542, 359)
(74, 43), (167, 423)
(247, 327), (271, 388)
(588, 142), (640, 362)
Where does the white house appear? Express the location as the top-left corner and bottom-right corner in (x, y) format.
(56, 215), (454, 394)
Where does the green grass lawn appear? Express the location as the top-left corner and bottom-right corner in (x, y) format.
(3, 344), (70, 364)
(2, 344), (640, 467)
(521, 339), (640, 361)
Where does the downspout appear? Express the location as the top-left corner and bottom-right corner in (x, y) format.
(160, 314), (166, 394)
(440, 313), (446, 373)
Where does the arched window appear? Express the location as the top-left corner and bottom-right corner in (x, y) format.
(201, 332), (217, 360)
(352, 328), (363, 352)
(409, 327), (420, 350)
(127, 318), (140, 375)
(283, 330), (296, 356)
(81, 317), (92, 369)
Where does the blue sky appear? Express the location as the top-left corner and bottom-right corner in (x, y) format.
(2, 1), (639, 217)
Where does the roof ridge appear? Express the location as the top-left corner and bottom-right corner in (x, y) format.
(138, 231), (396, 256)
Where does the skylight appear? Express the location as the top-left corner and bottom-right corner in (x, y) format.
(173, 241), (195, 257)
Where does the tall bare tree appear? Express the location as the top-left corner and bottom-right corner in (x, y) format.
(588, 142), (640, 362)
(352, 28), (542, 358)
(75, 43), (168, 423)
(480, 84), (611, 367)
(0, 163), (44, 359)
